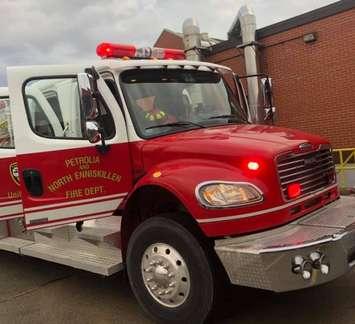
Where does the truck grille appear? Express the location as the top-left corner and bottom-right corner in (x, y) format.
(277, 147), (336, 200)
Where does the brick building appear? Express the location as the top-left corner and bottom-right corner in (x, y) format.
(154, 29), (185, 50)
(155, 1), (355, 149)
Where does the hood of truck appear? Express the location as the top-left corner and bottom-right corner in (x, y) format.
(140, 124), (328, 169)
(131, 123), (336, 238)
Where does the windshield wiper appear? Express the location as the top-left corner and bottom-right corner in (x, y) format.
(208, 114), (251, 124)
(145, 121), (206, 130)
(208, 114), (239, 120)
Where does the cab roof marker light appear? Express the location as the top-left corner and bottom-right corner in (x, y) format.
(96, 42), (186, 60)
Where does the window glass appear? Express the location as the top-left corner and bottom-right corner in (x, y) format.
(102, 75), (122, 106)
(0, 98), (14, 148)
(45, 91), (65, 128)
(24, 78), (83, 138)
(120, 69), (248, 138)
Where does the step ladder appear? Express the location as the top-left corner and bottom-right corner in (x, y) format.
(0, 216), (123, 276)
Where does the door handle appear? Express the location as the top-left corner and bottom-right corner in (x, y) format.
(23, 169), (44, 197)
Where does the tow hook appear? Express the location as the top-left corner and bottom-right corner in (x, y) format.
(292, 252), (330, 280)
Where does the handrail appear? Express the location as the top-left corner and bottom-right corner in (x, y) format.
(333, 148), (355, 187)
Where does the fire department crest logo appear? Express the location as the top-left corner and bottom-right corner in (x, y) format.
(10, 162), (20, 186)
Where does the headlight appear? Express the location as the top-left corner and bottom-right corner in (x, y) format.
(196, 182), (263, 208)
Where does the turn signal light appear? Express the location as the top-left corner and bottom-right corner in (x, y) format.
(287, 183), (301, 199)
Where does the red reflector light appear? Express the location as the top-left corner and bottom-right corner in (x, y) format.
(96, 42), (186, 60)
(247, 161), (260, 171)
(287, 183), (301, 199)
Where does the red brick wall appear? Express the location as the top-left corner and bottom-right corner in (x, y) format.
(208, 8), (355, 149)
(154, 31), (184, 50)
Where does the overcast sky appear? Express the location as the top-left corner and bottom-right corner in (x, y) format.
(0, 0), (338, 86)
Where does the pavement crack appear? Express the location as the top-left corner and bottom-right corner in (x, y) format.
(0, 275), (72, 304)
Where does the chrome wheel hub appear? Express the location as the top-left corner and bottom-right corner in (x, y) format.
(141, 243), (191, 308)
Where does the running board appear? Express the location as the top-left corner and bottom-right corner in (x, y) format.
(0, 237), (123, 276)
(21, 243), (123, 275)
(35, 216), (121, 246)
(0, 237), (33, 254)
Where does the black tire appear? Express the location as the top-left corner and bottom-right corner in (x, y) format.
(126, 216), (217, 324)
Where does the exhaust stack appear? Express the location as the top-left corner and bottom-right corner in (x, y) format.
(182, 18), (202, 61)
(230, 5), (260, 123)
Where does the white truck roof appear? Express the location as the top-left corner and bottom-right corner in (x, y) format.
(0, 87), (8, 96)
(6, 58), (231, 76)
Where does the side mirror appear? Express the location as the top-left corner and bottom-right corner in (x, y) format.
(260, 77), (276, 123)
(78, 73), (99, 120)
(78, 70), (110, 154)
(264, 106), (277, 123)
(86, 121), (102, 144)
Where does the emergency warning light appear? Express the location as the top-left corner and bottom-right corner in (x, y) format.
(247, 161), (260, 171)
(287, 183), (301, 199)
(96, 42), (186, 60)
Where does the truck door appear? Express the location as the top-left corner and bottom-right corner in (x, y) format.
(7, 66), (132, 230)
(0, 91), (23, 221)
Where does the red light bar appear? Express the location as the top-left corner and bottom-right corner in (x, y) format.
(96, 43), (136, 58)
(96, 42), (186, 60)
(151, 47), (186, 60)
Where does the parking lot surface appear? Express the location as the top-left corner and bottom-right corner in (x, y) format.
(1, 251), (355, 324)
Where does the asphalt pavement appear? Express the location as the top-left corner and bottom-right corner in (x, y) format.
(1, 251), (355, 324)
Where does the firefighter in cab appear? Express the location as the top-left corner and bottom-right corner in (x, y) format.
(136, 95), (177, 125)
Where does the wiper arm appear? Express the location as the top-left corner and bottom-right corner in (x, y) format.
(208, 114), (251, 124)
(208, 114), (239, 120)
(145, 121), (206, 130)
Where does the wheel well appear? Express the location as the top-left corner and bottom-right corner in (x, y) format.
(121, 185), (207, 260)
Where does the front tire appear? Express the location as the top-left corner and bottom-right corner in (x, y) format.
(126, 216), (216, 324)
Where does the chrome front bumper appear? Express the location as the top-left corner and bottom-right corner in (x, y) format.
(214, 196), (355, 292)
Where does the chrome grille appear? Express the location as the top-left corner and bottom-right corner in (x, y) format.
(277, 148), (336, 200)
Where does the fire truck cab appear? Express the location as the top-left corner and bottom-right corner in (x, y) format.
(1, 44), (355, 323)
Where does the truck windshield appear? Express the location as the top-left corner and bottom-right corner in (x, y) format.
(120, 68), (248, 138)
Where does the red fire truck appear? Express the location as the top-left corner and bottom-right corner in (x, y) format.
(1, 43), (355, 323)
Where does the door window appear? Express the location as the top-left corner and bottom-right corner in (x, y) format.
(24, 77), (84, 139)
(24, 77), (116, 140)
(0, 98), (14, 148)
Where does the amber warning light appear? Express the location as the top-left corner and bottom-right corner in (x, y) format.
(96, 42), (186, 60)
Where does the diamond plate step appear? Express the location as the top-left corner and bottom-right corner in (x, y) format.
(21, 243), (123, 276)
(0, 237), (34, 254)
(33, 232), (120, 259)
(69, 216), (121, 243)
(0, 221), (8, 238)
(70, 226), (120, 243)
(34, 217), (121, 245)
